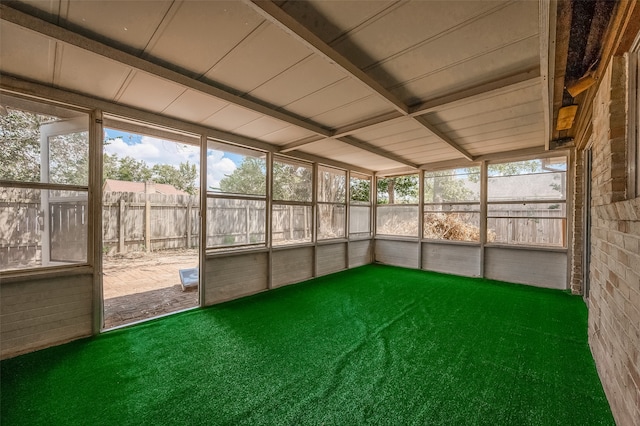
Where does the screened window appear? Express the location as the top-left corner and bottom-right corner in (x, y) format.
(424, 167), (480, 242)
(272, 157), (312, 245)
(0, 95), (89, 271)
(487, 157), (567, 247)
(206, 142), (266, 248)
(376, 174), (419, 237)
(317, 166), (346, 240)
(349, 173), (371, 238)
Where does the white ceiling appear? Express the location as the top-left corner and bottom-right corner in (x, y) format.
(0, 0), (549, 173)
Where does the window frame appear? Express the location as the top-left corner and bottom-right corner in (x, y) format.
(316, 165), (347, 241)
(271, 155), (314, 247)
(627, 33), (640, 199)
(375, 173), (420, 238)
(0, 95), (92, 273)
(205, 141), (267, 251)
(485, 156), (568, 248)
(348, 172), (372, 240)
(423, 167), (481, 243)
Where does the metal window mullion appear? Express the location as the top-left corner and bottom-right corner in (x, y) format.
(480, 160), (488, 278)
(418, 169), (424, 269)
(266, 151), (273, 289)
(312, 162), (318, 277)
(90, 109), (103, 334)
(199, 135), (208, 306)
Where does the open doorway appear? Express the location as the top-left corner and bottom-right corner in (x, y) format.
(101, 119), (200, 329)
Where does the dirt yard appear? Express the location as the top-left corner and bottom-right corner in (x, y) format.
(102, 249), (199, 329)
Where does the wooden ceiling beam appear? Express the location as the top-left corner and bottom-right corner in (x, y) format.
(413, 116), (474, 162)
(246, 0), (409, 115)
(337, 136), (418, 169)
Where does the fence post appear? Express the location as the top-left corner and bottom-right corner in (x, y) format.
(186, 200), (192, 249)
(289, 205), (294, 240)
(145, 182), (153, 252)
(245, 205), (251, 244)
(119, 197), (125, 254)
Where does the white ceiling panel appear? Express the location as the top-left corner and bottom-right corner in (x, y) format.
(351, 118), (426, 142)
(367, 1), (538, 90)
(331, 1), (504, 70)
(283, 0), (396, 44)
(116, 71), (185, 112)
(56, 44), (131, 100)
(64, 0), (172, 54)
(309, 95), (393, 129)
(145, 1), (263, 76)
(201, 104), (263, 132)
(0, 21), (54, 84)
(300, 140), (402, 171)
(203, 23), (312, 95)
(249, 56), (346, 107)
(162, 89), (228, 124)
(259, 127), (318, 146)
(394, 37), (539, 102)
(233, 116), (290, 139)
(285, 78), (373, 118)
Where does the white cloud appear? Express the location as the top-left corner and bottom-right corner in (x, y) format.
(104, 137), (237, 189)
(207, 150), (236, 190)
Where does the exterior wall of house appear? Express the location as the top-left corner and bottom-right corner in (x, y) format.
(587, 56), (640, 426)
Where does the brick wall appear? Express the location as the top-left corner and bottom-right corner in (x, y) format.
(571, 150), (584, 294)
(588, 55), (640, 426)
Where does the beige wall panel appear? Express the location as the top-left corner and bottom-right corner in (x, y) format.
(147, 1), (263, 75)
(116, 72), (184, 112)
(272, 246), (313, 288)
(375, 239), (419, 269)
(484, 247), (567, 289)
(65, 0), (172, 54)
(204, 252), (268, 304)
(349, 240), (372, 268)
(57, 45), (132, 101)
(0, 273), (93, 359)
(203, 24), (311, 95)
(162, 89), (228, 123)
(317, 243), (347, 276)
(422, 243), (481, 277)
(0, 22), (54, 84)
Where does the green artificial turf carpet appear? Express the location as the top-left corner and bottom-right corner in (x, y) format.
(1, 265), (613, 425)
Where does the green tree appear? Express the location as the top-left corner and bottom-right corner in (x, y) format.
(272, 161), (312, 202)
(218, 157), (266, 195)
(0, 109), (48, 181)
(350, 177), (371, 203)
(377, 175), (418, 204)
(151, 162), (198, 195)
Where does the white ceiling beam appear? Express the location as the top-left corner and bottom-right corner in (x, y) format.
(412, 116), (474, 161)
(0, 4), (333, 138)
(246, 0), (410, 115)
(279, 136), (325, 153)
(337, 136), (418, 169)
(539, 0), (557, 150)
(0, 75), (374, 175)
